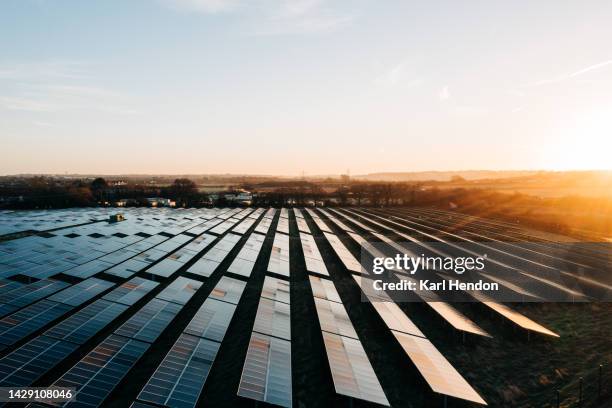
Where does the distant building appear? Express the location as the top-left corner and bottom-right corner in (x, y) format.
(223, 190), (252, 205)
(146, 197), (176, 207)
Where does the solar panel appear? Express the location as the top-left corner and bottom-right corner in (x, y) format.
(318, 209), (354, 233)
(187, 234), (241, 277)
(44, 299), (128, 344)
(295, 217), (310, 233)
(426, 301), (491, 337)
(313, 297), (358, 339)
(321, 331), (389, 406)
(0, 299), (72, 348)
(322, 233), (361, 274)
(184, 297), (237, 342)
(102, 277), (158, 306)
(182, 233), (216, 253)
(0, 279), (69, 316)
(52, 334), (150, 407)
(136, 334), (220, 408)
(226, 232), (265, 277)
(308, 275), (342, 303)
(63, 258), (114, 278)
(299, 233), (328, 276)
(233, 217), (257, 234)
(114, 299), (183, 343)
(260, 276), (290, 305)
(146, 258), (183, 278)
(480, 299), (559, 337)
(0, 279), (22, 295)
(305, 209), (332, 233)
(293, 208), (304, 219)
(254, 217), (272, 235)
(237, 332), (292, 408)
(130, 402), (157, 408)
(267, 233), (290, 277)
(252, 297), (291, 341)
(276, 217), (290, 234)
(391, 274), (490, 337)
(47, 277), (114, 307)
(209, 218), (240, 235)
(208, 276), (246, 305)
(0, 335), (78, 387)
(391, 331), (487, 405)
(105, 258), (150, 278)
(329, 209), (375, 232)
(155, 276), (202, 305)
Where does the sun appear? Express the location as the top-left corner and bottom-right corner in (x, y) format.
(541, 107), (612, 170)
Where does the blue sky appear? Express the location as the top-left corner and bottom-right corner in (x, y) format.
(1, 0), (611, 175)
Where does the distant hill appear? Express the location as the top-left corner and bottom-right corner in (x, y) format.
(353, 171), (540, 182)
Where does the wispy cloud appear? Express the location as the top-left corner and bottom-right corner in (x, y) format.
(527, 59), (612, 87)
(0, 61), (90, 81)
(0, 61), (139, 115)
(159, 0), (355, 34)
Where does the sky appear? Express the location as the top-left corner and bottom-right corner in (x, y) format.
(1, 0), (612, 175)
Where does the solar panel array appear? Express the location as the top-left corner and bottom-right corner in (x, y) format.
(238, 225), (292, 408)
(135, 277), (245, 408)
(0, 205), (585, 407)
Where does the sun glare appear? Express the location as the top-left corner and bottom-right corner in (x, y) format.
(542, 108), (612, 170)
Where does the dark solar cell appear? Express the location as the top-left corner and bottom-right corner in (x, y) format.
(114, 298), (183, 343)
(0, 279), (69, 316)
(0, 300), (73, 347)
(52, 334), (150, 408)
(137, 334), (220, 408)
(47, 278), (114, 307)
(0, 335), (78, 387)
(0, 279), (22, 296)
(44, 300), (128, 345)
